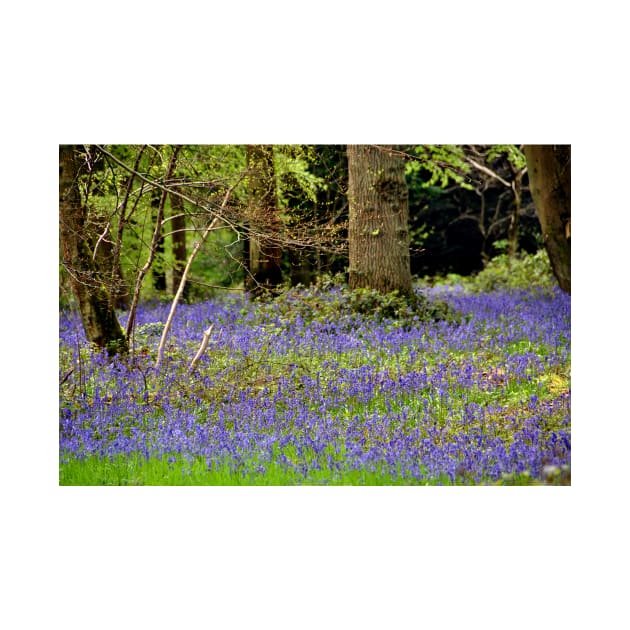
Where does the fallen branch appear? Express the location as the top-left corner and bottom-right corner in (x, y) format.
(59, 368), (74, 386)
(189, 324), (215, 373)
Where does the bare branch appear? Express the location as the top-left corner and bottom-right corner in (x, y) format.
(155, 175), (243, 370)
(118, 145), (148, 222)
(463, 156), (512, 188)
(187, 278), (245, 292)
(105, 145), (147, 312)
(160, 225), (228, 239)
(92, 221), (111, 261)
(59, 368), (74, 386)
(95, 145), (241, 233)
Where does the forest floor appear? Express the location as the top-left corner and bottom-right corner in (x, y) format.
(59, 283), (570, 485)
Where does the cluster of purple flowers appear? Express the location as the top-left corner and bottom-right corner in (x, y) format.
(59, 285), (570, 484)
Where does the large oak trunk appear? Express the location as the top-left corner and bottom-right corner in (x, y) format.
(59, 145), (128, 354)
(523, 145), (571, 294)
(347, 145), (412, 295)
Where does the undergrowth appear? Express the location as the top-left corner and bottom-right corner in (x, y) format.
(59, 259), (570, 486)
(425, 246), (556, 294)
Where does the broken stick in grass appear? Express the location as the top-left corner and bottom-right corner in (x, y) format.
(189, 324), (222, 373)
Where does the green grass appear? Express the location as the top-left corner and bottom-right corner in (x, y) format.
(59, 452), (568, 486)
(59, 350), (570, 486)
(59, 453), (418, 486)
(60, 275), (570, 486)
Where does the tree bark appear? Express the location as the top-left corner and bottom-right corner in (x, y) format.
(125, 146), (180, 340)
(59, 145), (128, 354)
(92, 214), (130, 309)
(347, 145), (412, 295)
(150, 187), (167, 292)
(170, 188), (188, 300)
(245, 145), (282, 295)
(106, 145), (147, 310)
(507, 169), (524, 258)
(523, 145), (571, 293)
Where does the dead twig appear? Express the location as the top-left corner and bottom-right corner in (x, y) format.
(59, 368), (74, 386)
(189, 325), (222, 373)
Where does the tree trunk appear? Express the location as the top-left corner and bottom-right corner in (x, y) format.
(92, 215), (130, 309)
(59, 145), (128, 354)
(170, 189), (188, 300)
(124, 146), (180, 340)
(347, 145), (412, 295)
(507, 170), (524, 258)
(150, 188), (167, 292)
(523, 145), (571, 293)
(289, 248), (315, 287)
(245, 145), (282, 295)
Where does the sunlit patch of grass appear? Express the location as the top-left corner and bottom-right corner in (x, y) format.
(537, 370), (570, 397)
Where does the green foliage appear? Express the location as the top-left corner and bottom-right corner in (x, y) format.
(404, 144), (525, 192)
(105, 337), (128, 356)
(254, 274), (459, 329)
(186, 228), (244, 301)
(486, 144), (526, 170)
(76, 144), (250, 304)
(472, 248), (554, 292)
(181, 144), (248, 201)
(346, 287), (455, 323)
(432, 247), (555, 293)
(68, 144), (542, 311)
(405, 145), (474, 190)
(136, 321), (166, 339)
(273, 145), (326, 207)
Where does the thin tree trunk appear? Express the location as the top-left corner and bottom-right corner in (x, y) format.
(523, 145), (571, 293)
(125, 146), (180, 340)
(155, 177), (242, 370)
(245, 145), (282, 295)
(59, 145), (128, 355)
(170, 189), (188, 300)
(151, 187), (167, 292)
(107, 145), (147, 311)
(507, 170), (523, 258)
(242, 227), (251, 287)
(347, 145), (412, 295)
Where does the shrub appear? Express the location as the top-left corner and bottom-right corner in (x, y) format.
(253, 273), (459, 330)
(430, 246), (555, 293)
